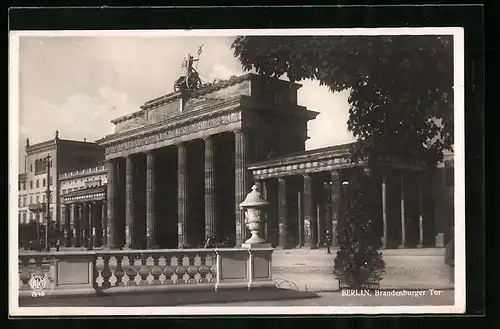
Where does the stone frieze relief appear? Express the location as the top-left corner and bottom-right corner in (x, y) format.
(106, 112), (240, 154)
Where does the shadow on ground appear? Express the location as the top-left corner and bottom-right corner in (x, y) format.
(19, 289), (319, 307)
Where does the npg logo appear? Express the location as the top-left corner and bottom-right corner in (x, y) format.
(28, 275), (46, 297)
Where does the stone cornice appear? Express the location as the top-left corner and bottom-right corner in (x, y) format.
(98, 96), (241, 147)
(111, 109), (146, 124)
(251, 156), (364, 180)
(26, 140), (56, 155)
(104, 106), (242, 159)
(249, 142), (357, 170)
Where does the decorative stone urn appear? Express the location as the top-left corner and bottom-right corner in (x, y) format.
(239, 184), (270, 245)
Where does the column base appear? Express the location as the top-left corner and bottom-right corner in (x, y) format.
(398, 244), (407, 249)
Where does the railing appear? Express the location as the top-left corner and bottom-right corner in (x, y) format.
(59, 166), (106, 179)
(18, 247), (274, 298)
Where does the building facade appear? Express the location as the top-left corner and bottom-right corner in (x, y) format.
(95, 73), (315, 249)
(19, 132), (105, 232)
(59, 166), (107, 248)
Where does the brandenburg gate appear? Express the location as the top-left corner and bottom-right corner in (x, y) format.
(96, 73), (317, 249)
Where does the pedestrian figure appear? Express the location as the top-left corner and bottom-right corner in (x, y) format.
(55, 239), (61, 251)
(204, 235), (216, 248)
(325, 229), (333, 254)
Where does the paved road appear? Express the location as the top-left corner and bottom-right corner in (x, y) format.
(188, 290), (455, 307)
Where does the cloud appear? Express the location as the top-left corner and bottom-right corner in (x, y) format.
(98, 85), (129, 110)
(207, 63), (243, 81)
(299, 81), (356, 150)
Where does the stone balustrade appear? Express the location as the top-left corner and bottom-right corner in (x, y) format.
(18, 247), (275, 298)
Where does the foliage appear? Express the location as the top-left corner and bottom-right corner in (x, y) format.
(231, 35), (454, 167)
(333, 172), (385, 289)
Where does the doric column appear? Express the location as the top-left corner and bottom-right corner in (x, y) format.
(64, 205), (71, 247)
(260, 180), (269, 241)
(381, 172), (388, 249)
(303, 174), (315, 249)
(72, 204), (80, 247)
(330, 171), (341, 247)
(234, 130), (250, 246)
(177, 143), (188, 248)
(105, 159), (118, 249)
(82, 202), (90, 249)
(418, 176), (424, 248)
(278, 177), (288, 248)
(101, 200), (107, 247)
(125, 155), (135, 249)
(297, 191), (303, 248)
(88, 202), (95, 250)
(92, 201), (102, 248)
(204, 137), (216, 240)
(146, 151), (157, 249)
(316, 205), (323, 248)
(399, 171), (406, 248)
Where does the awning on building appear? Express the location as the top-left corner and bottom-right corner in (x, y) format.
(61, 185), (107, 204)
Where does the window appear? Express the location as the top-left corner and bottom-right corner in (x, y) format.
(36, 180), (39, 188)
(43, 194), (46, 203)
(18, 198), (21, 207)
(29, 196), (32, 204)
(22, 182), (26, 190)
(50, 178), (53, 186)
(18, 181), (21, 191)
(22, 212), (27, 223)
(18, 213), (21, 222)
(30, 164), (33, 172)
(43, 178), (46, 187)
(36, 195), (39, 203)
(30, 180), (33, 189)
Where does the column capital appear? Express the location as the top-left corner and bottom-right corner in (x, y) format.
(232, 128), (248, 135)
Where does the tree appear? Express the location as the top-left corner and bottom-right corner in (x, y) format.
(333, 171), (385, 289)
(231, 35), (454, 167)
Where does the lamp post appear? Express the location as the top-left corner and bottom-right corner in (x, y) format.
(43, 154), (52, 252)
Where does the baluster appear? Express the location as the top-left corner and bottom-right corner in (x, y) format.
(198, 253), (209, 283)
(209, 252), (217, 283)
(175, 254), (186, 284)
(94, 255), (104, 289)
(151, 255), (162, 285)
(114, 255), (125, 287)
(186, 254), (198, 284)
(163, 255), (174, 284)
(124, 255), (137, 286)
(138, 255), (150, 286)
(100, 255), (112, 290)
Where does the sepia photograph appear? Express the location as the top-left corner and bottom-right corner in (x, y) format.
(9, 28), (464, 316)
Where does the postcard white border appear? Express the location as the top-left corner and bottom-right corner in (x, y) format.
(9, 27), (466, 316)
